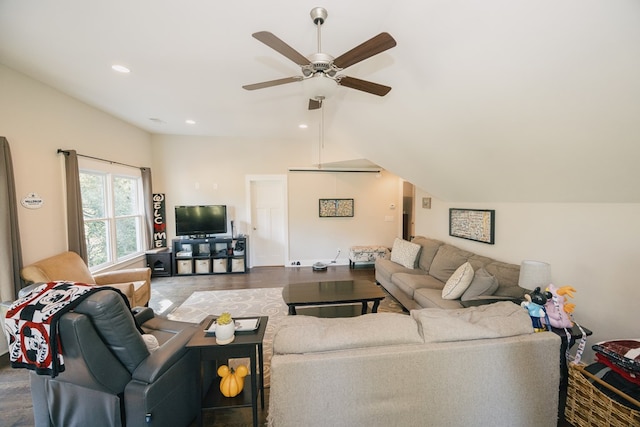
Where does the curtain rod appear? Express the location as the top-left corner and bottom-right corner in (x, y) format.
(57, 149), (147, 170)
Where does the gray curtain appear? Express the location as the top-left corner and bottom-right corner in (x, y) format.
(62, 150), (88, 261)
(141, 167), (153, 250)
(0, 137), (24, 300)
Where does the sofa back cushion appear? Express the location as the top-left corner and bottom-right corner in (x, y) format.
(411, 236), (444, 271)
(73, 290), (149, 373)
(21, 251), (96, 285)
(428, 244), (474, 283)
(484, 261), (524, 298)
(273, 313), (423, 354)
(411, 301), (533, 342)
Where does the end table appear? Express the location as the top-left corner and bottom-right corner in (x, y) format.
(187, 315), (268, 427)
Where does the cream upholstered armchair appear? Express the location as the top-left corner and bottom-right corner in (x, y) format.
(20, 251), (151, 307)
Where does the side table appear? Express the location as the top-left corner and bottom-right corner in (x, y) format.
(187, 315), (268, 427)
(145, 248), (173, 277)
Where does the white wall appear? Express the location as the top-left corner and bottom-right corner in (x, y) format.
(151, 135), (401, 265)
(414, 187), (640, 361)
(0, 64), (153, 265)
(0, 65), (152, 355)
(287, 171), (400, 265)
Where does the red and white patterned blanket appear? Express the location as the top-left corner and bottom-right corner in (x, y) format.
(4, 281), (116, 377)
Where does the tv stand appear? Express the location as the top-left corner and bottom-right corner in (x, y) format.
(172, 236), (248, 275)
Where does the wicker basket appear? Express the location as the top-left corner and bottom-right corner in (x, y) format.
(565, 363), (640, 427)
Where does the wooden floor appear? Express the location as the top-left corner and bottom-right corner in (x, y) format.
(0, 265), (376, 427)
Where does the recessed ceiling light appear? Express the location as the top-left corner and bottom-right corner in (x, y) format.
(185, 119), (196, 125)
(299, 124), (308, 129)
(111, 64), (130, 73)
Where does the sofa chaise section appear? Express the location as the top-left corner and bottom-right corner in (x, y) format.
(375, 236), (527, 310)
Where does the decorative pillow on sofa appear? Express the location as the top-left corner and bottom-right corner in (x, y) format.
(461, 267), (499, 301)
(592, 339), (640, 373)
(441, 262), (474, 300)
(390, 238), (421, 269)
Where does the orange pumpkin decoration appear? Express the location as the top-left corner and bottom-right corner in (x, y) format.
(217, 364), (248, 397)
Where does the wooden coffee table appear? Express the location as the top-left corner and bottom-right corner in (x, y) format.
(282, 280), (386, 316)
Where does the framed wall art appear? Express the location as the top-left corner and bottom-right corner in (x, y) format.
(319, 198), (354, 218)
(449, 208), (495, 244)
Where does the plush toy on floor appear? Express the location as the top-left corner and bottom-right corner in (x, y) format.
(521, 287), (552, 332)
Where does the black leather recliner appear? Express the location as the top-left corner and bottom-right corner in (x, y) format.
(28, 290), (203, 427)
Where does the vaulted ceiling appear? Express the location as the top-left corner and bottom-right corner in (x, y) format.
(2, 1), (639, 202)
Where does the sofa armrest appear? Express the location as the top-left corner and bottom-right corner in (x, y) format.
(94, 267), (151, 286)
(131, 329), (193, 384)
(102, 282), (135, 300)
(132, 306), (155, 325)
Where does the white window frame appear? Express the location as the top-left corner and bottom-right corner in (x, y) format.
(79, 158), (146, 272)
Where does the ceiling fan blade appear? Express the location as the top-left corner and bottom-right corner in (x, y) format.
(338, 76), (392, 96)
(252, 31), (311, 66)
(242, 76), (302, 91)
(333, 32), (397, 69)
(308, 99), (322, 110)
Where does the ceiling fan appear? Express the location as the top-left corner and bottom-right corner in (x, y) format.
(242, 7), (397, 110)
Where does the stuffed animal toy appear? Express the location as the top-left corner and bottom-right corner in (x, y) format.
(542, 284), (576, 329)
(521, 287), (552, 332)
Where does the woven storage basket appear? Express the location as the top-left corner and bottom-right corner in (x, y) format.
(565, 363), (640, 427)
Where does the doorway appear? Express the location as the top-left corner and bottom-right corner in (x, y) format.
(402, 181), (415, 241)
(246, 175), (288, 267)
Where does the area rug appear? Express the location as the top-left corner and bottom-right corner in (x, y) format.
(167, 286), (404, 386)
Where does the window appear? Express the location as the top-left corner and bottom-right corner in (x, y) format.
(79, 159), (145, 270)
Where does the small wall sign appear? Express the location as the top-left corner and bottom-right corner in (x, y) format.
(21, 193), (44, 209)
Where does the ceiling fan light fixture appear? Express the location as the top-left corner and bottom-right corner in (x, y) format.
(302, 73), (337, 100)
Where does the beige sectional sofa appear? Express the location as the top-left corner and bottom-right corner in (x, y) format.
(268, 302), (560, 427)
(375, 236), (528, 310)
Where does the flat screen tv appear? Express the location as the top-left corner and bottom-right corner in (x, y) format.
(175, 205), (227, 237)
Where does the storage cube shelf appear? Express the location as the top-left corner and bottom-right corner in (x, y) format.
(173, 237), (248, 275)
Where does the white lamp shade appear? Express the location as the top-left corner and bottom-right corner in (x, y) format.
(518, 260), (551, 290)
(302, 74), (338, 100)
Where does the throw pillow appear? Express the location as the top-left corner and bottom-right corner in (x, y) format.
(461, 267), (499, 301)
(390, 238), (421, 269)
(441, 262), (474, 300)
(592, 339), (640, 373)
(142, 334), (159, 352)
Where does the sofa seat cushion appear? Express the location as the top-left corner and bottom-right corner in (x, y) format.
(428, 245), (474, 283)
(375, 258), (424, 283)
(390, 238), (422, 269)
(273, 313), (423, 354)
(414, 288), (464, 309)
(393, 273), (444, 299)
(411, 301), (533, 343)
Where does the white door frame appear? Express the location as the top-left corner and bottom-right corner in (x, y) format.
(245, 174), (288, 268)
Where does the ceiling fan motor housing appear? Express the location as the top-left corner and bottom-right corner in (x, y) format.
(303, 52), (338, 77)
(310, 7), (328, 25)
